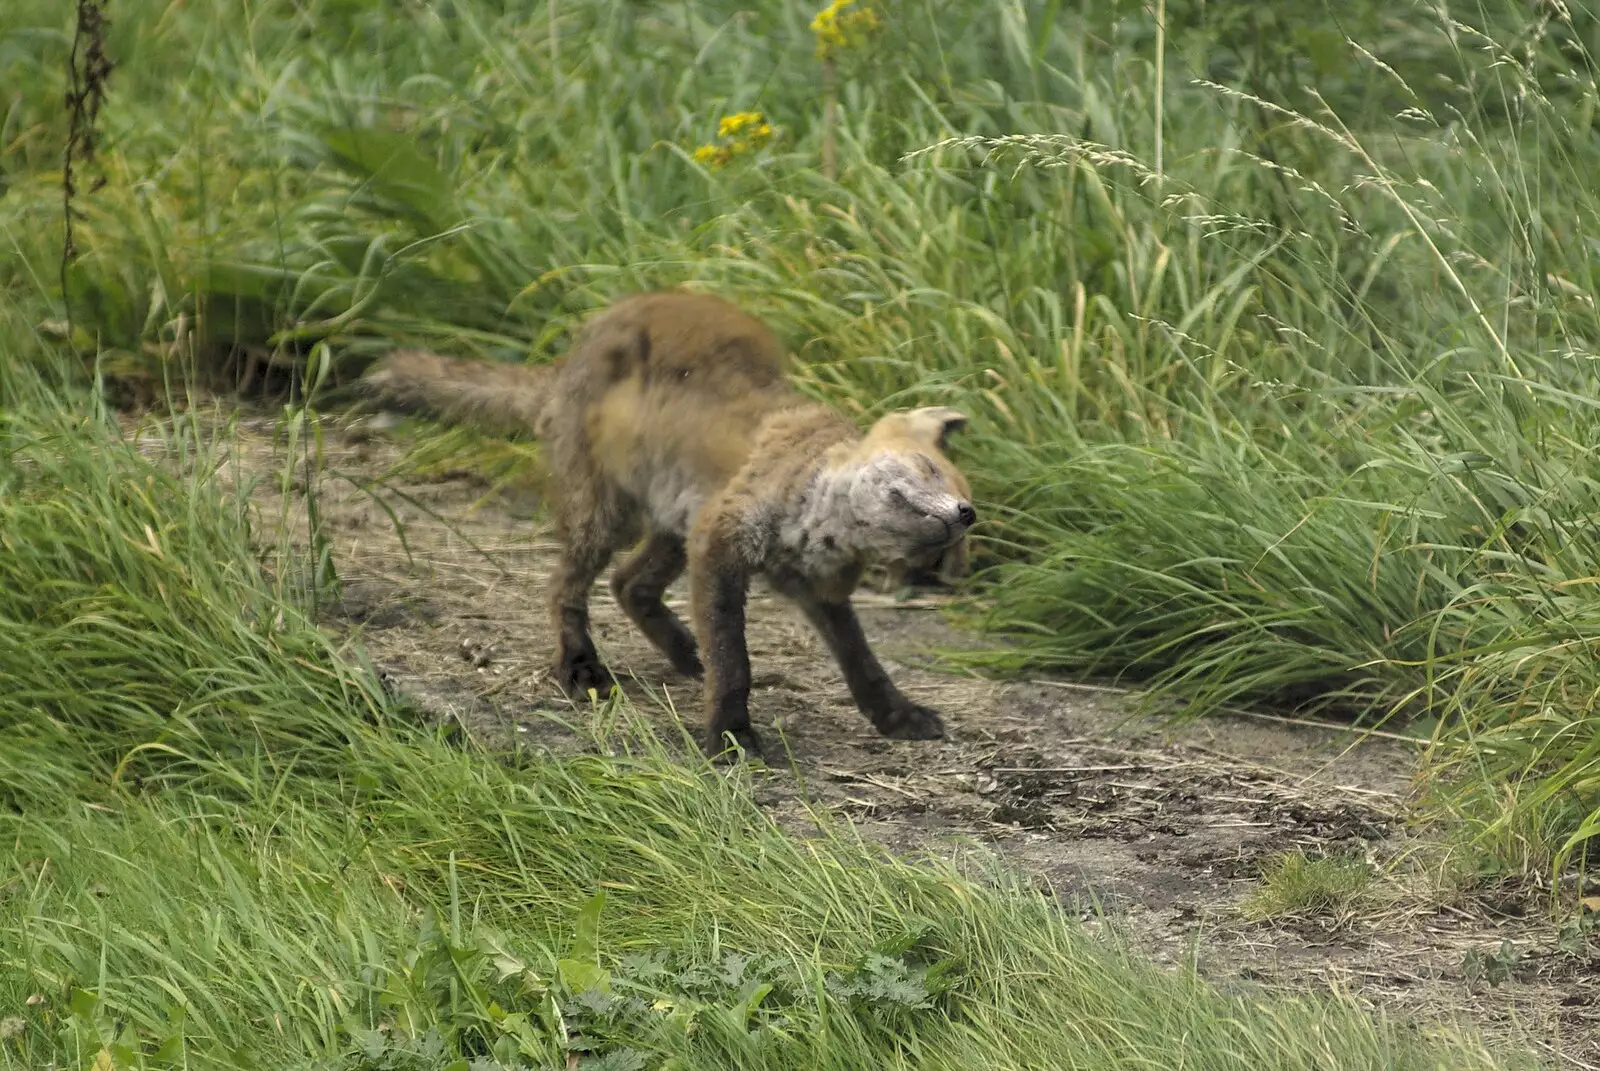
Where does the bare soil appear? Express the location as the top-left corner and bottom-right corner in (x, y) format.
(202, 413), (1599, 1067)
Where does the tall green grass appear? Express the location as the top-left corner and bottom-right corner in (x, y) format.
(0, 346), (382, 807)
(0, 363), (1524, 1068)
(4, 0), (1599, 878)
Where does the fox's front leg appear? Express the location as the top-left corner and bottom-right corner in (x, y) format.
(794, 594), (945, 740)
(688, 520), (759, 757)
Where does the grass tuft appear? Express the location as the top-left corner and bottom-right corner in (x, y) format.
(1245, 852), (1376, 926)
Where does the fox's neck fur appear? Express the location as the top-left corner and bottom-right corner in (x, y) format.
(781, 462), (874, 572)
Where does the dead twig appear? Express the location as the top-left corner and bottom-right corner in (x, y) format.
(989, 762), (1196, 776)
(1030, 679), (1430, 745)
(817, 766), (922, 800)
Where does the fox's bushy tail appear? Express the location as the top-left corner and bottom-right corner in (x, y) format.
(360, 350), (555, 437)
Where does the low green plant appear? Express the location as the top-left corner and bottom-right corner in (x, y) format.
(1244, 852), (1375, 925)
(1462, 940), (1523, 992)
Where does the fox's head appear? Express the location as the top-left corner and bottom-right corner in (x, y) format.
(843, 406), (976, 579)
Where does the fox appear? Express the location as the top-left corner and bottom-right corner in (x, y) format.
(360, 290), (976, 756)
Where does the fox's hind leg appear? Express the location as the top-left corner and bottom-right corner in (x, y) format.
(549, 488), (638, 698)
(549, 539), (620, 696)
(611, 530), (702, 677)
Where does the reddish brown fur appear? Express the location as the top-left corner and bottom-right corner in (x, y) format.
(362, 290), (976, 756)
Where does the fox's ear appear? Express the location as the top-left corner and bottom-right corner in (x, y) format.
(904, 406), (969, 451)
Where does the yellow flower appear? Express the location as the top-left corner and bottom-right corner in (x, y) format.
(810, 0), (849, 34)
(692, 143), (733, 167)
(811, 0), (879, 59)
(691, 111), (775, 168)
(717, 111), (765, 138)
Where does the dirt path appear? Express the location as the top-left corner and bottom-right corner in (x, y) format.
(211, 414), (1598, 1066)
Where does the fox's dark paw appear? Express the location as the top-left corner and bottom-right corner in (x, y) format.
(555, 649), (616, 697)
(877, 701), (946, 741)
(702, 725), (765, 763)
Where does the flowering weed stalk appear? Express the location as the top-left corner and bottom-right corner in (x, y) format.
(810, 0), (881, 179)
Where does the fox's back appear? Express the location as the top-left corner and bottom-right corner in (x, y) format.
(566, 292), (804, 534)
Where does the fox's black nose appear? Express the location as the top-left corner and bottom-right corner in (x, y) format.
(956, 502), (976, 527)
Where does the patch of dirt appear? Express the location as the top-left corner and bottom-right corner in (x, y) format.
(201, 413), (1599, 1067)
